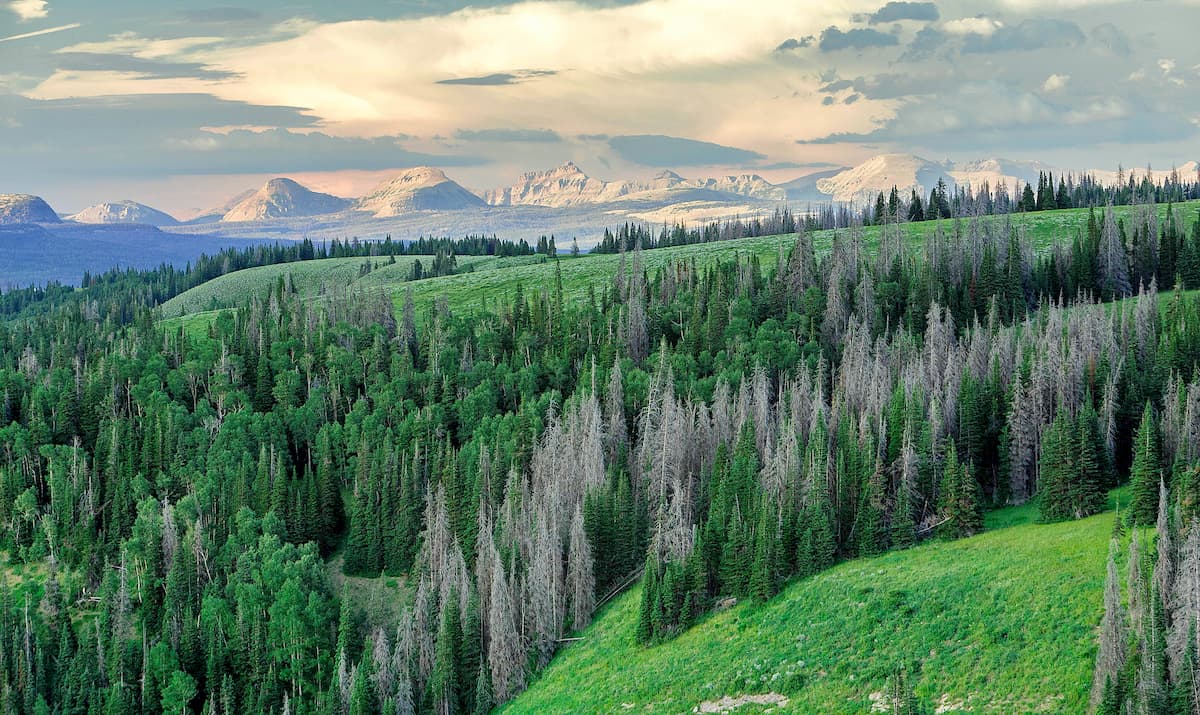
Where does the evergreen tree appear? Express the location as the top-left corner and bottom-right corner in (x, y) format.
(1130, 403), (1161, 526)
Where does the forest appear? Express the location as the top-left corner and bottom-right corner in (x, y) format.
(2, 197), (1200, 714)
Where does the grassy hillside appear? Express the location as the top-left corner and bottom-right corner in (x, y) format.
(159, 253), (513, 318)
(392, 200), (1199, 318)
(504, 497), (1120, 715)
(160, 200), (1200, 333)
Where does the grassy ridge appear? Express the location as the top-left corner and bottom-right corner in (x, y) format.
(160, 201), (1199, 333)
(503, 498), (1118, 715)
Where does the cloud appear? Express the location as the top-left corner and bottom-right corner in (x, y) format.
(158, 128), (483, 174)
(774, 36), (814, 52)
(900, 25), (946, 60)
(797, 79), (1199, 152)
(182, 7), (262, 23)
(7, 0), (46, 21)
(942, 17), (1002, 36)
(59, 32), (226, 60)
(454, 128), (562, 142)
(0, 91), (483, 179)
(819, 26), (900, 51)
(0, 22), (79, 43)
(820, 79), (854, 93)
(961, 18), (1085, 53)
(54, 53), (235, 80)
(608, 135), (766, 167)
(1090, 23), (1130, 57)
(821, 96), (835, 106)
(1042, 73), (1070, 92)
(868, 2), (939, 24)
(844, 93), (861, 104)
(758, 160), (841, 170)
(437, 70), (557, 86)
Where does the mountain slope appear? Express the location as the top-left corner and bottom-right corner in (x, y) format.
(504, 500), (1112, 714)
(815, 154), (954, 203)
(355, 167), (486, 216)
(222, 178), (351, 222)
(0, 194), (61, 224)
(69, 200), (179, 226)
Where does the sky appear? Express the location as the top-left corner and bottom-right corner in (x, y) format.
(2, 0), (1199, 217)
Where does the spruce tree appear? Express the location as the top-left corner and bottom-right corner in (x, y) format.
(749, 500), (777, 602)
(1130, 403), (1161, 526)
(1038, 410), (1077, 522)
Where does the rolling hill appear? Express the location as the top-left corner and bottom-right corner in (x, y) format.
(502, 498), (1116, 714)
(159, 200), (1200, 332)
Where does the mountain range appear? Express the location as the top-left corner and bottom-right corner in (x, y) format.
(4, 154), (1197, 239)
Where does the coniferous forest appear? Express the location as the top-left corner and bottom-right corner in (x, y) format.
(3, 199), (1200, 714)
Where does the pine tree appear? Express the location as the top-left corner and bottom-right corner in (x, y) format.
(749, 500), (777, 602)
(430, 594), (461, 715)
(1130, 403), (1161, 526)
(1038, 409), (1077, 522)
(637, 554), (658, 645)
(856, 459), (888, 557)
(939, 444), (982, 539)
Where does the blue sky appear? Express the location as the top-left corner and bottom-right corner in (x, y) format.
(2, 0), (1199, 216)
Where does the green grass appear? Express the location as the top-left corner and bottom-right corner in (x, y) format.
(160, 201), (1200, 334)
(159, 254), (504, 318)
(503, 496), (1122, 715)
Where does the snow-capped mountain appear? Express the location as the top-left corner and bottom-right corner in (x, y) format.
(693, 174), (786, 201)
(355, 168), (486, 217)
(0, 194), (61, 225)
(483, 162), (786, 207)
(814, 154), (955, 203)
(222, 179), (352, 223)
(69, 200), (179, 226)
(810, 154), (1062, 203)
(483, 162), (632, 207)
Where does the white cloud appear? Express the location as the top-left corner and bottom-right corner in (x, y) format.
(58, 32), (225, 60)
(942, 17), (1003, 36)
(1042, 74), (1070, 92)
(28, 0), (887, 157)
(7, 0), (47, 21)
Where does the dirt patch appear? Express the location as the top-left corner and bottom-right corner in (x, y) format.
(693, 693), (789, 713)
(934, 693), (967, 713)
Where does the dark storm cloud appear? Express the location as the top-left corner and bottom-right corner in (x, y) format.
(437, 70), (557, 86)
(961, 19), (1085, 54)
(819, 26), (900, 52)
(868, 2), (939, 24)
(454, 128), (562, 142)
(608, 135), (765, 167)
